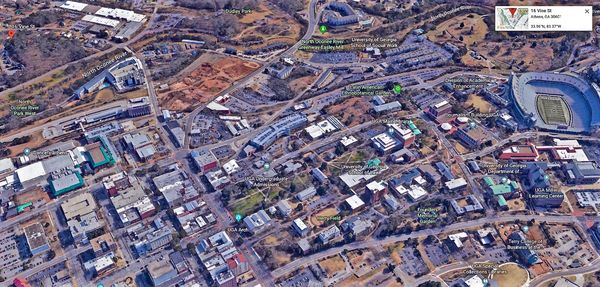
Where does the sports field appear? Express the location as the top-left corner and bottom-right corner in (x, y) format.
(536, 95), (570, 125)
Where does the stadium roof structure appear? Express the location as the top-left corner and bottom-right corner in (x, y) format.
(509, 72), (600, 133)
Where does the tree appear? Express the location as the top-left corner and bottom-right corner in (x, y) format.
(47, 250), (56, 260)
(418, 281), (441, 287)
(295, 203), (304, 212)
(316, 186), (327, 196)
(186, 243), (196, 254)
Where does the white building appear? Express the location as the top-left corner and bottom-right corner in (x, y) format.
(345, 195), (365, 211)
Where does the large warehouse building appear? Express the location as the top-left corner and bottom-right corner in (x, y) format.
(508, 72), (600, 134)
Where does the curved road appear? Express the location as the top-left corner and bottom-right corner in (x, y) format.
(270, 214), (592, 278)
(0, 1), (164, 98)
(183, 0), (322, 147)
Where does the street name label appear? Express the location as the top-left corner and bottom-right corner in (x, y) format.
(495, 6), (592, 31)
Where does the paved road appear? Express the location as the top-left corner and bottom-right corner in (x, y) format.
(182, 0), (322, 148)
(529, 258), (600, 286)
(0, 99), (128, 143)
(6, 245), (89, 283)
(0, 1), (166, 99)
(270, 214), (587, 278)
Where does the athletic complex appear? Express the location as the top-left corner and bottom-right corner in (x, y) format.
(508, 72), (600, 133)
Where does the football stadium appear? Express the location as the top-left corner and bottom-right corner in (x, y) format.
(508, 72), (600, 133)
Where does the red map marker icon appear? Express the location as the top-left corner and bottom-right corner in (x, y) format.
(508, 8), (517, 16)
(7, 30), (15, 39)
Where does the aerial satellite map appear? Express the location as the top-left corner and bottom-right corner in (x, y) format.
(0, 0), (600, 287)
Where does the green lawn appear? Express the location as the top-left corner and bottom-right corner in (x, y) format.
(267, 186), (283, 202)
(229, 191), (265, 216)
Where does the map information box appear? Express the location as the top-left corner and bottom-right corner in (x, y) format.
(495, 6), (592, 31)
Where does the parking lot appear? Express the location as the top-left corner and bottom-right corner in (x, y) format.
(398, 246), (429, 276)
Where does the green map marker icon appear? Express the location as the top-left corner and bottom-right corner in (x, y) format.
(235, 214), (242, 222)
(319, 25), (327, 34)
(23, 148), (31, 156)
(393, 84), (402, 94)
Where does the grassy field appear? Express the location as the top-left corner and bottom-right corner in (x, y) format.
(229, 191), (264, 216)
(536, 95), (570, 125)
(426, 13), (488, 47)
(95, 88), (115, 103)
(319, 255), (347, 275)
(465, 94), (495, 113)
(310, 207), (339, 227)
(386, 242), (405, 264)
(491, 263), (529, 287)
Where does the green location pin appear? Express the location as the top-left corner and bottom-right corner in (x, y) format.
(235, 214), (242, 222)
(263, 163), (270, 171)
(319, 25), (327, 34)
(393, 84), (402, 94)
(522, 225), (529, 233)
(23, 148), (31, 156)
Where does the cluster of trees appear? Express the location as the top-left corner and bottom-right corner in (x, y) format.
(150, 53), (199, 81)
(268, 78), (295, 101)
(5, 135), (31, 147)
(179, 14), (241, 38)
(271, 0), (304, 14)
(21, 10), (64, 27)
(177, 0), (259, 11)
(2, 32), (88, 89)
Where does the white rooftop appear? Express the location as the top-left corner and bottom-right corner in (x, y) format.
(223, 159), (240, 175)
(82, 15), (120, 27)
(339, 173), (377, 188)
(553, 139), (581, 147)
(206, 101), (230, 112)
(408, 185), (427, 200)
(366, 181), (386, 192)
(345, 195), (365, 210)
(317, 120), (337, 133)
(449, 232), (468, 248)
(554, 148), (589, 162)
(340, 135), (358, 146)
(464, 274), (486, 287)
(445, 178), (468, 190)
(60, 1), (88, 11)
(16, 161), (46, 183)
(95, 7), (146, 22)
(0, 158), (15, 174)
(434, 100), (449, 109)
(293, 218), (308, 231)
(305, 125), (324, 139)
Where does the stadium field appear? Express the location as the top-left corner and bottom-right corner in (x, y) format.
(536, 95), (571, 126)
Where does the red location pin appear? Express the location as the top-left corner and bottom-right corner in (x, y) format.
(8, 30), (15, 39)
